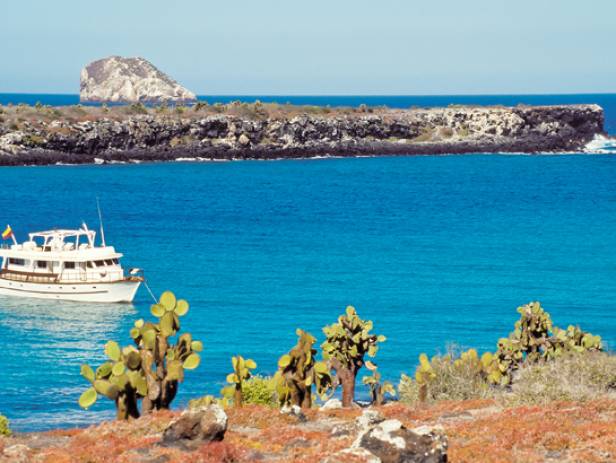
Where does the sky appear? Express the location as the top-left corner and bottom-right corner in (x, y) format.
(1, 0), (615, 95)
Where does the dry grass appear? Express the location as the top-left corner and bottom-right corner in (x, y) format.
(0, 101), (373, 127)
(399, 347), (495, 405)
(501, 351), (616, 406)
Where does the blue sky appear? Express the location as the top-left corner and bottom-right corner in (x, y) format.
(1, 0), (615, 95)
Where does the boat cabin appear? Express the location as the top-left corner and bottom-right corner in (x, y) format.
(0, 228), (127, 283)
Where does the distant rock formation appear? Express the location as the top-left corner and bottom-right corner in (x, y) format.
(80, 56), (196, 104)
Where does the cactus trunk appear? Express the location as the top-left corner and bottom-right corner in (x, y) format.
(335, 363), (356, 408)
(234, 384), (243, 407)
(116, 392), (139, 420)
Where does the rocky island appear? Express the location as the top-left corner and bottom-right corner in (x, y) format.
(0, 102), (605, 165)
(80, 56), (196, 104)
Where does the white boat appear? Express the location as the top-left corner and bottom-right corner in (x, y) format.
(0, 225), (142, 303)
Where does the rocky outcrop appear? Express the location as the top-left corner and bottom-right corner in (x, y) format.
(0, 104), (605, 165)
(80, 56), (196, 104)
(162, 404), (227, 449)
(325, 410), (448, 463)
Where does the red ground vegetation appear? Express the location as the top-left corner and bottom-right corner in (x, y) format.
(1, 400), (614, 462)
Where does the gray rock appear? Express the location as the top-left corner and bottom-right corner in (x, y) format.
(320, 398), (343, 411)
(352, 420), (448, 463)
(280, 404), (307, 422)
(356, 409), (386, 430)
(80, 56), (196, 104)
(162, 404), (227, 448)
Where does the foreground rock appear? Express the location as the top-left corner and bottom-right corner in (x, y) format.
(0, 103), (605, 165)
(80, 56), (196, 104)
(353, 420), (447, 463)
(326, 410), (447, 463)
(162, 404), (227, 449)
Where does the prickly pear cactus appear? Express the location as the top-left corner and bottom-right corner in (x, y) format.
(414, 353), (437, 403)
(78, 341), (147, 419)
(130, 291), (202, 412)
(362, 361), (395, 405)
(79, 291), (202, 419)
(513, 302), (552, 362)
(482, 338), (524, 386)
(221, 355), (257, 407)
(321, 306), (385, 407)
(483, 302), (604, 385)
(275, 329), (333, 409)
(546, 325), (602, 359)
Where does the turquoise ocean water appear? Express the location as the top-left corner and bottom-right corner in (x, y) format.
(0, 94), (615, 431)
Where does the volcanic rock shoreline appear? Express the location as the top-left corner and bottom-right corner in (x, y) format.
(0, 103), (605, 166)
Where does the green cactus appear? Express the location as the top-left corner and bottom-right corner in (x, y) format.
(483, 302), (603, 386)
(513, 302), (552, 362)
(321, 306), (385, 407)
(130, 291), (202, 412)
(79, 291), (202, 419)
(221, 355), (257, 407)
(78, 342), (147, 419)
(546, 325), (602, 359)
(414, 353), (437, 403)
(0, 414), (11, 437)
(275, 329), (333, 409)
(362, 361), (395, 405)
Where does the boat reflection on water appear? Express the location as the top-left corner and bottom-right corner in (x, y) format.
(0, 295), (136, 338)
(0, 295), (138, 430)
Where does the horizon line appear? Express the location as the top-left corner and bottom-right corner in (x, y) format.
(1, 91), (615, 97)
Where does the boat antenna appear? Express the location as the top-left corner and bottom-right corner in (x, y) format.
(96, 197), (106, 247)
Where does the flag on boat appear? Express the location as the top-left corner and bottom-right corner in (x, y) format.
(2, 225), (13, 240)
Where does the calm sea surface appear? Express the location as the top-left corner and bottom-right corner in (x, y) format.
(0, 95), (615, 431)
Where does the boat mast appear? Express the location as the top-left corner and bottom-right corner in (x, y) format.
(96, 198), (106, 247)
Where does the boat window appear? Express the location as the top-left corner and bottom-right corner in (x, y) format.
(95, 260), (105, 267)
(64, 262), (76, 269)
(36, 261), (48, 269)
(86, 261), (94, 268)
(112, 258), (119, 265)
(105, 259), (114, 266)
(8, 258), (25, 266)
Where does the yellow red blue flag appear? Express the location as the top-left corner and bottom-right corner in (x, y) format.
(2, 225), (13, 240)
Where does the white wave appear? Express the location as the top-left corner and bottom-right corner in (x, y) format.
(584, 134), (616, 154)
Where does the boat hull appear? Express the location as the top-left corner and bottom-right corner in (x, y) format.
(0, 277), (141, 303)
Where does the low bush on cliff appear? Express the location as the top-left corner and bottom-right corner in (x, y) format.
(400, 302), (606, 406)
(501, 351), (616, 406)
(399, 347), (494, 405)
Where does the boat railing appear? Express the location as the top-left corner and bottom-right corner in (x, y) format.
(59, 271), (125, 282)
(0, 269), (59, 284)
(0, 269), (126, 284)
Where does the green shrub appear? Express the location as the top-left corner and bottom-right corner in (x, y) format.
(189, 395), (220, 409)
(128, 103), (148, 115)
(412, 128), (433, 142)
(0, 414), (11, 436)
(501, 351), (616, 406)
(241, 375), (278, 406)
